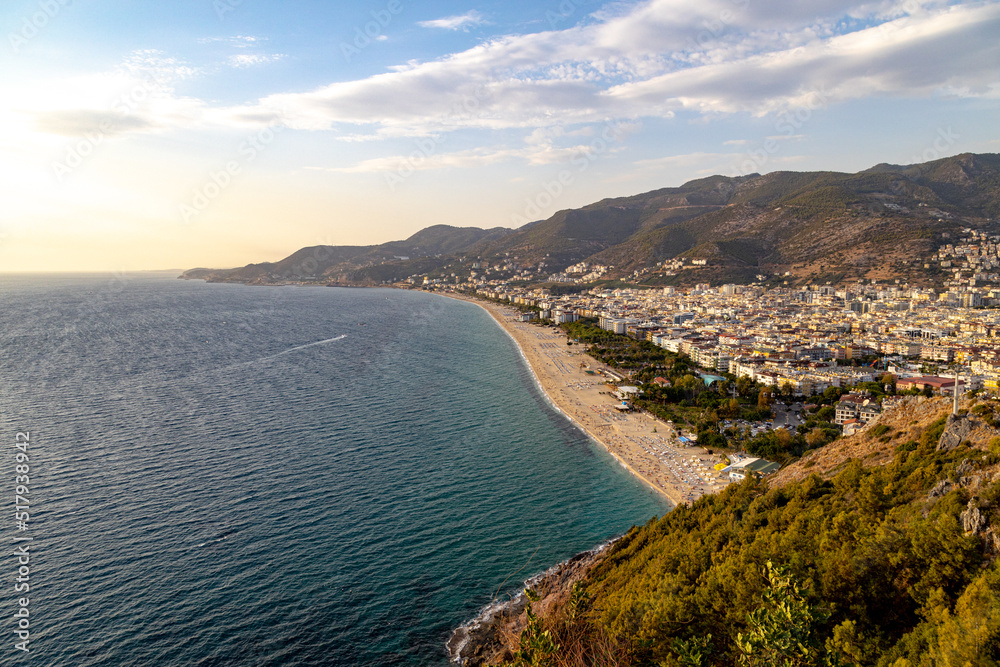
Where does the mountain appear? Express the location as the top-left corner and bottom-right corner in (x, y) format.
(469, 153), (1000, 286)
(182, 153), (1000, 288)
(181, 224), (511, 285)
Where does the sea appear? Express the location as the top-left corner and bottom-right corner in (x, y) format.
(0, 272), (668, 666)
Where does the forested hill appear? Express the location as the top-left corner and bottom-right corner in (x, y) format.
(483, 396), (1000, 666)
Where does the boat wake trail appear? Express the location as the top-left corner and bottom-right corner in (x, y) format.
(203, 335), (348, 376)
(272, 334), (347, 358)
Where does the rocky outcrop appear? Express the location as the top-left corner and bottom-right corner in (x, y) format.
(937, 413), (976, 451)
(961, 498), (988, 534)
(928, 479), (953, 498)
(446, 538), (621, 666)
(445, 593), (529, 667)
(985, 527), (1000, 555)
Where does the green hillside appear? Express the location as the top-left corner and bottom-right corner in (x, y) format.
(488, 398), (1000, 667)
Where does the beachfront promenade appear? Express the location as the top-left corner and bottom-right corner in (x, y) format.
(448, 293), (730, 506)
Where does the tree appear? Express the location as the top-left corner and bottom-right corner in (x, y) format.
(720, 398), (741, 420)
(736, 562), (831, 667)
(501, 589), (560, 667)
(779, 381), (794, 400)
(928, 573), (1000, 665)
(677, 374), (702, 399)
(758, 388), (775, 411)
(773, 428), (793, 451)
(805, 427), (828, 448)
(669, 634), (713, 667)
(737, 376), (756, 398)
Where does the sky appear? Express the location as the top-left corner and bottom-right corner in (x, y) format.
(1, 0), (998, 272)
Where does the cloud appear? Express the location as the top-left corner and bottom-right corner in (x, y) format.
(603, 3), (1000, 116)
(312, 134), (616, 175)
(11, 1), (1000, 164)
(231, 0), (999, 138)
(418, 10), (488, 31)
(228, 53), (286, 68)
(198, 35), (261, 47)
(118, 49), (200, 82)
(33, 110), (155, 137)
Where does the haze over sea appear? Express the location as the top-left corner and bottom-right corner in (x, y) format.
(0, 273), (667, 666)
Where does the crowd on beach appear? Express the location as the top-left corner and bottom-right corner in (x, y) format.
(491, 305), (731, 505)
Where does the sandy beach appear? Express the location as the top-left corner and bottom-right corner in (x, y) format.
(443, 292), (730, 507)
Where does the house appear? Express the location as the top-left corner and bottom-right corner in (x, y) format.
(835, 394), (881, 426)
(616, 386), (641, 401)
(842, 419), (863, 436)
(835, 395), (863, 424)
(724, 457), (781, 481)
(859, 403), (881, 423)
(896, 376), (965, 394)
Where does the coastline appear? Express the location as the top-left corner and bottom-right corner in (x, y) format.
(438, 290), (730, 508)
(446, 536), (622, 666)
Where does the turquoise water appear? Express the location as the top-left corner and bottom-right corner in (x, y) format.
(0, 273), (668, 665)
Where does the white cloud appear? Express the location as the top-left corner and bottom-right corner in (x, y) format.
(8, 1), (999, 170)
(198, 35), (261, 47)
(233, 0), (999, 138)
(8, 52), (207, 142)
(228, 53), (286, 68)
(418, 10), (488, 31)
(315, 141), (603, 175)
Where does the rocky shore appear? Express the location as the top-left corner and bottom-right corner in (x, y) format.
(446, 537), (622, 666)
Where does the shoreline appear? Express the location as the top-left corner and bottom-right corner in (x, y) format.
(446, 536), (622, 665)
(438, 290), (730, 507)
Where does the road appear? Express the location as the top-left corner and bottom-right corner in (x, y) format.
(773, 403), (803, 429)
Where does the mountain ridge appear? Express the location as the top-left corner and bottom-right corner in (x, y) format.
(182, 153), (1000, 288)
